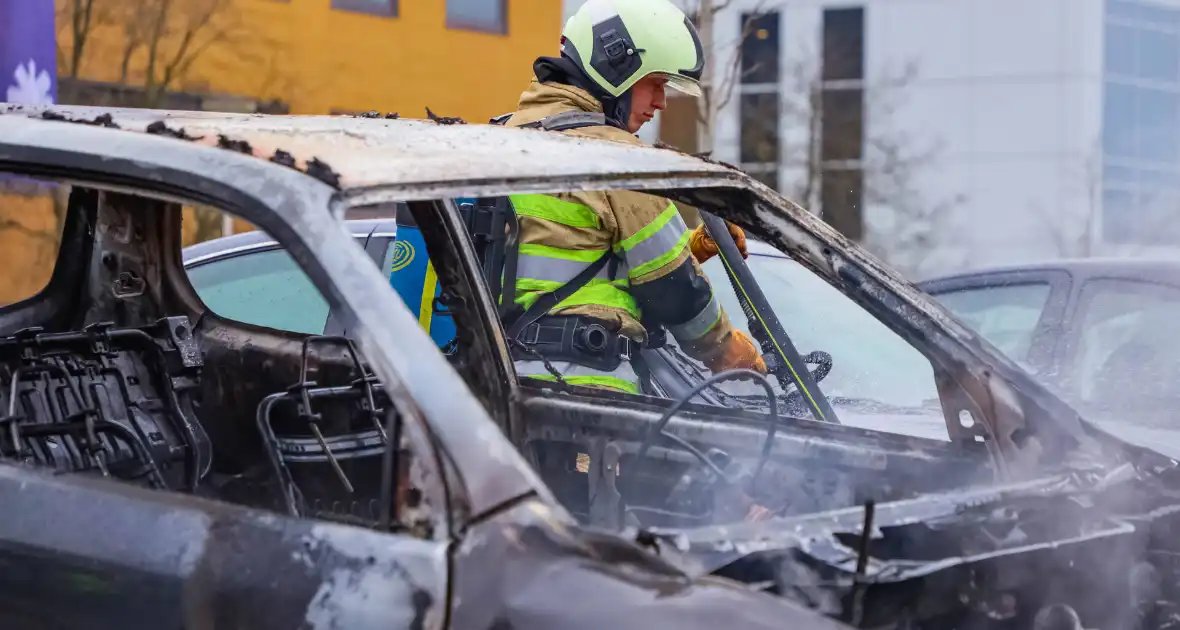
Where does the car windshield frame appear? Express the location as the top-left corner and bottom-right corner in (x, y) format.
(349, 177), (1101, 500)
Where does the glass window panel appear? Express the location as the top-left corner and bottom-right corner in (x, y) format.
(330, 0), (396, 17)
(933, 284), (1052, 361)
(447, 0), (507, 33)
(187, 249), (331, 335)
(1105, 22), (1137, 76)
(822, 7), (865, 81)
(741, 12), (781, 84)
(1104, 163), (1138, 184)
(821, 168), (864, 240)
(739, 93), (780, 163)
(1106, 0), (1139, 20)
(821, 87), (864, 162)
(1073, 280), (1180, 422)
(1102, 186), (1135, 243)
(1104, 81), (1137, 159)
(691, 253), (943, 435)
(1135, 3), (1180, 30)
(1137, 28), (1179, 81)
(1136, 87), (1179, 163)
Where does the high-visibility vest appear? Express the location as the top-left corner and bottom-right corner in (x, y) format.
(508, 193), (641, 320)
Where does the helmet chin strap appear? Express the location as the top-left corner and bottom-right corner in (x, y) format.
(534, 55), (635, 131)
(605, 90), (634, 132)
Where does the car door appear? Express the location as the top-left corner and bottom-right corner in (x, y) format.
(183, 221), (392, 336)
(918, 269), (1072, 380)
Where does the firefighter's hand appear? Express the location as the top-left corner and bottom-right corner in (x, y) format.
(689, 222), (748, 263)
(705, 330), (768, 375)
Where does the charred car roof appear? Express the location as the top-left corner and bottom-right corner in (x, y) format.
(0, 104), (735, 193)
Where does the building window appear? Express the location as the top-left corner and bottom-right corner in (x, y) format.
(741, 12), (780, 85)
(330, 0), (397, 17)
(1102, 0), (1180, 245)
(447, 0), (508, 34)
(738, 12), (781, 190)
(739, 93), (780, 164)
(822, 7), (864, 82)
(819, 6), (865, 239)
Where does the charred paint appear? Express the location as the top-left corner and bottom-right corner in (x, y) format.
(145, 120), (203, 141)
(355, 111), (401, 120)
(425, 107), (467, 125)
(5, 104), (1180, 630)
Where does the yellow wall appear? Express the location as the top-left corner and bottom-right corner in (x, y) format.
(65, 0), (564, 122)
(0, 1), (562, 305)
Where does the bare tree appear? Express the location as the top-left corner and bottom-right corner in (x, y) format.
(114, 0), (254, 108)
(55, 0), (116, 90)
(675, 4), (965, 278)
(1032, 148), (1103, 260)
(766, 50), (965, 277)
(1034, 147), (1180, 260)
(55, 0), (279, 109)
(683, 0), (773, 155)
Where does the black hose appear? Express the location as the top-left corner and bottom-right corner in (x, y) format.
(633, 368), (780, 491)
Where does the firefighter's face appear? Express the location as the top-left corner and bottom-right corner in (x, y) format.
(628, 74), (668, 133)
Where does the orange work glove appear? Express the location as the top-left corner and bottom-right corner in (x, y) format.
(688, 222), (748, 264)
(705, 330), (767, 375)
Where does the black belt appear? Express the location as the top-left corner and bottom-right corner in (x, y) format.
(511, 316), (640, 372)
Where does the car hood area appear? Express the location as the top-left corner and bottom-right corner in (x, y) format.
(639, 455), (1180, 630)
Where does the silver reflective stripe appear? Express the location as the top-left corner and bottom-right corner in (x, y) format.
(624, 211), (688, 272)
(668, 294), (722, 341)
(515, 360), (640, 383)
(516, 253), (630, 283)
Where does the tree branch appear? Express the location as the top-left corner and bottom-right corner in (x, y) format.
(0, 219), (58, 245)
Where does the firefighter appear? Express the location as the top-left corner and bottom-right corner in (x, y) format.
(499, 0), (767, 394)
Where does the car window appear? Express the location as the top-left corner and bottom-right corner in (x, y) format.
(1072, 279), (1180, 412)
(931, 283), (1051, 361)
(187, 248), (331, 335)
(670, 250), (945, 439)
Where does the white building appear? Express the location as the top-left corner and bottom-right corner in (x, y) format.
(563, 0), (1180, 277)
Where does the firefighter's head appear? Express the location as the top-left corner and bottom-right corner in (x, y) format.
(560, 0), (704, 132)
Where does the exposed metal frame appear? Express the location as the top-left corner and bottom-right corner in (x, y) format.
(0, 115), (550, 527)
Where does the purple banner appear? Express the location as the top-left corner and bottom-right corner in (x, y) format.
(0, 0), (56, 104)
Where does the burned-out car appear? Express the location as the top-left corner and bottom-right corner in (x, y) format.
(0, 105), (1176, 630)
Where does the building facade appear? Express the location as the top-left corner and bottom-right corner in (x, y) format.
(57, 0), (562, 123)
(0, 0), (565, 305)
(565, 0), (1180, 277)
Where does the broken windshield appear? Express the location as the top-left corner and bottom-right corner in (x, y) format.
(354, 186), (1002, 541)
(672, 246), (944, 423)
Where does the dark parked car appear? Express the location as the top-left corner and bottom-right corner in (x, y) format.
(919, 259), (1180, 458)
(3, 103), (1180, 630)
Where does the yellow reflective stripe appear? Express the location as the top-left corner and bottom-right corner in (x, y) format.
(668, 293), (722, 341)
(418, 260), (438, 331)
(518, 243), (606, 263)
(515, 278), (640, 318)
(525, 374), (640, 394)
(618, 203), (679, 252)
(629, 230), (690, 279)
(511, 194), (601, 229)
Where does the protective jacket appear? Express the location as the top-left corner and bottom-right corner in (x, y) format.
(502, 76), (742, 392)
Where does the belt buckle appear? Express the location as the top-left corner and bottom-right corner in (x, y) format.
(617, 336), (633, 362)
(518, 323), (542, 346)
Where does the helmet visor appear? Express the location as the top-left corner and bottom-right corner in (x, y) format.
(660, 73), (703, 97)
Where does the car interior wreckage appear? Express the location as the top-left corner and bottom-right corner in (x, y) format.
(3, 105), (1180, 630)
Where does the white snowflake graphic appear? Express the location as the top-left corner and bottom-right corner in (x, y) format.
(5, 59), (54, 105)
